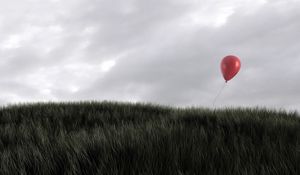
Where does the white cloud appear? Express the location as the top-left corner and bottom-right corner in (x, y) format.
(101, 60), (116, 72)
(184, 6), (235, 28)
(1, 34), (22, 49)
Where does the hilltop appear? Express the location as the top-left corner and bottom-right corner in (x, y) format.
(0, 101), (299, 175)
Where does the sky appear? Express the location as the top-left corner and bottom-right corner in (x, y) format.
(0, 0), (299, 111)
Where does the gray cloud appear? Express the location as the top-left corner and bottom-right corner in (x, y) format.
(0, 0), (299, 111)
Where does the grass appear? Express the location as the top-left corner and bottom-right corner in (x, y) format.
(0, 101), (299, 175)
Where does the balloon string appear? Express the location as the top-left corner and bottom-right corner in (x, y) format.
(213, 82), (227, 108)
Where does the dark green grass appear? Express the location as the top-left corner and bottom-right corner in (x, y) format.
(0, 101), (299, 175)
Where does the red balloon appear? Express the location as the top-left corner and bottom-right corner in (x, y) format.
(221, 55), (241, 82)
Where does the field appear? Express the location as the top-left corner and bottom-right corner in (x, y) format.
(0, 101), (299, 175)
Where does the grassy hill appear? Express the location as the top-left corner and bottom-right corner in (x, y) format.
(0, 101), (299, 175)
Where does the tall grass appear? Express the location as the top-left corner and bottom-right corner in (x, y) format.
(0, 101), (299, 175)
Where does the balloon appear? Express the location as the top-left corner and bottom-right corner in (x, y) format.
(221, 55), (241, 82)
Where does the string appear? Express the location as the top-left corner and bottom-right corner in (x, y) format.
(212, 81), (227, 108)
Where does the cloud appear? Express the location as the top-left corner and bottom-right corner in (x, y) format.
(0, 0), (299, 111)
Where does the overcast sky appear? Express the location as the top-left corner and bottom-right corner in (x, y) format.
(0, 0), (299, 111)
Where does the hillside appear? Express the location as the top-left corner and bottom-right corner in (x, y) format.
(0, 101), (299, 175)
